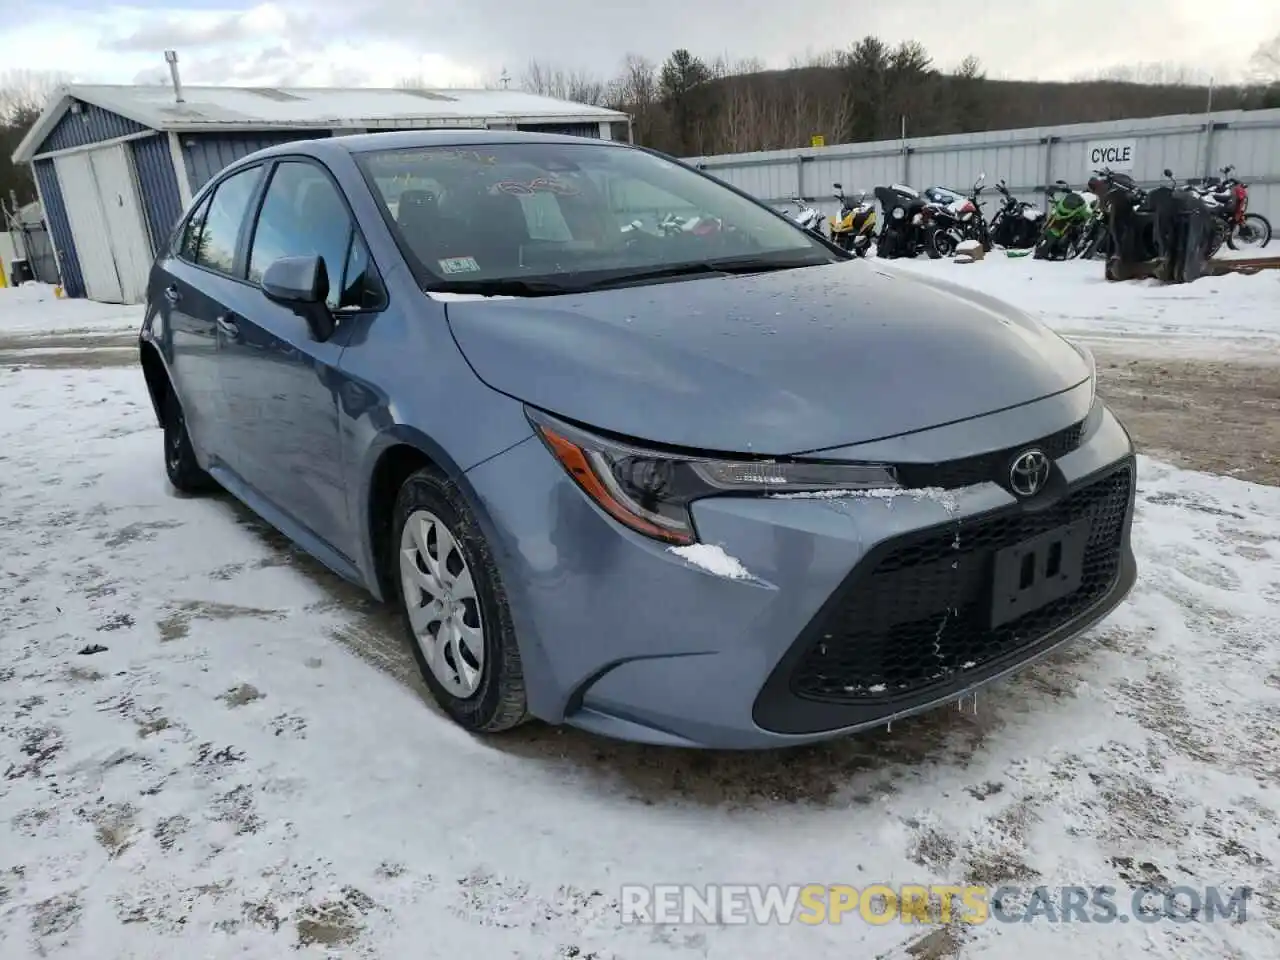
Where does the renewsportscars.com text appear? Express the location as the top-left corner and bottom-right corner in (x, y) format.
(619, 883), (1253, 926)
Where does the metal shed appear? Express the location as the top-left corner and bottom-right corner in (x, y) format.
(10, 69), (630, 304)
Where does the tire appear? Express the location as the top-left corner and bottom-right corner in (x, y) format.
(1208, 222), (1226, 259)
(391, 468), (528, 733)
(162, 390), (217, 493)
(927, 229), (956, 259)
(1226, 213), (1272, 251)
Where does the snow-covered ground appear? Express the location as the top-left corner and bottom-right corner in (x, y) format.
(0, 283), (141, 336)
(891, 252), (1280, 352)
(2, 274), (1279, 959)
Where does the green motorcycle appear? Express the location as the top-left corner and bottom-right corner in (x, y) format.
(1034, 180), (1095, 260)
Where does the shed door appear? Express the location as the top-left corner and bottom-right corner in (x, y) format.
(55, 152), (124, 303)
(89, 144), (154, 304)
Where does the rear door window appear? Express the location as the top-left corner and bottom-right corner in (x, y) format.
(190, 166), (264, 276)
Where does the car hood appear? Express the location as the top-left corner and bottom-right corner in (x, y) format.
(444, 261), (1089, 455)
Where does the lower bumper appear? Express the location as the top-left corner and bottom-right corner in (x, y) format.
(464, 404), (1138, 749)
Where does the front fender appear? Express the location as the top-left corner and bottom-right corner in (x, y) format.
(352, 417), (535, 602)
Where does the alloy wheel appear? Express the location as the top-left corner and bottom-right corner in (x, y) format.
(399, 509), (485, 697)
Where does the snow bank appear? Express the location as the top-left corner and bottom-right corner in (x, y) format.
(892, 253), (1280, 344)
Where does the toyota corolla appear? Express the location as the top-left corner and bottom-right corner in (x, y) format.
(138, 130), (1136, 749)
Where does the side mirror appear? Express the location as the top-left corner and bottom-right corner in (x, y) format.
(261, 255), (335, 342)
(833, 182), (843, 190)
(977, 172), (986, 184)
(1163, 168), (1173, 178)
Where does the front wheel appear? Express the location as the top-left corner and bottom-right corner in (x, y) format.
(1227, 213), (1272, 251)
(392, 469), (528, 733)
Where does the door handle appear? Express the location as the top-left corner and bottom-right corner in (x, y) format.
(164, 285), (181, 304)
(216, 314), (240, 338)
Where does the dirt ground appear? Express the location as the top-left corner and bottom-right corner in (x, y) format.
(1089, 344), (1280, 486)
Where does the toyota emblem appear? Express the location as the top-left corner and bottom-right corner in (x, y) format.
(1009, 449), (1051, 497)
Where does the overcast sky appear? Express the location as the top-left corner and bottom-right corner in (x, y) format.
(2, 0), (1278, 89)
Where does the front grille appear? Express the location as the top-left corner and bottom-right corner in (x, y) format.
(791, 465), (1131, 704)
(895, 420), (1085, 490)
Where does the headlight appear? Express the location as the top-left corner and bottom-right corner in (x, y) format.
(892, 207), (905, 220)
(527, 409), (899, 545)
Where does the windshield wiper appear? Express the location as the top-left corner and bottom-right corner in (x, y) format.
(425, 255), (830, 299)
(570, 255), (827, 292)
(424, 278), (571, 298)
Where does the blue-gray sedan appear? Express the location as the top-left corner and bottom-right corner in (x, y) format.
(138, 130), (1136, 749)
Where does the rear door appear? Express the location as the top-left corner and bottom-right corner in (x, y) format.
(215, 158), (383, 560)
(152, 164), (266, 472)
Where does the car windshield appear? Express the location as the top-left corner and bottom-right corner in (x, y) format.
(356, 141), (838, 295)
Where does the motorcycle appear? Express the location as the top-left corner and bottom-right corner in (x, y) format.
(657, 212), (722, 237)
(987, 179), (1043, 249)
(783, 197), (825, 236)
(921, 174), (990, 257)
(1103, 167), (1216, 283)
(873, 183), (930, 259)
(827, 183), (877, 256)
(1077, 168), (1144, 260)
(1183, 165), (1271, 252)
(1034, 180), (1095, 260)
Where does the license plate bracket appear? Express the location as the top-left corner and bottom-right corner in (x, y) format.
(990, 518), (1089, 629)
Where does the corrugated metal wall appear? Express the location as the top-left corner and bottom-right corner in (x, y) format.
(32, 159), (85, 299)
(37, 102), (149, 154)
(181, 131), (332, 192)
(129, 136), (184, 254)
(686, 108), (1280, 222)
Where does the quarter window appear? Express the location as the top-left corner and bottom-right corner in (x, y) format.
(192, 166), (264, 276)
(248, 161), (379, 310)
(176, 192), (212, 262)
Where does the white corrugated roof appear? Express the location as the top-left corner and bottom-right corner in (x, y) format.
(13, 84), (629, 163)
(80, 84), (628, 128)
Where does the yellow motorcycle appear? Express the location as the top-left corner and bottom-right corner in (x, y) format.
(827, 183), (876, 257)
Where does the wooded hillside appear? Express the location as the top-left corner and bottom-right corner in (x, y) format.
(519, 35), (1280, 157)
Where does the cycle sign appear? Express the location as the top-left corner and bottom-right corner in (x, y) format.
(1086, 138), (1136, 171)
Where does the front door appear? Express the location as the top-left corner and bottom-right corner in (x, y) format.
(216, 158), (378, 561)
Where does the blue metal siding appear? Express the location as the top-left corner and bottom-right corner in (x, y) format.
(129, 136), (184, 254)
(182, 131), (331, 192)
(33, 159), (85, 298)
(38, 102), (149, 155)
(517, 123), (601, 138)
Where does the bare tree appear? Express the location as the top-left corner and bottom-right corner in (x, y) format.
(0, 69), (68, 122)
(1251, 33), (1280, 81)
(520, 59), (608, 105)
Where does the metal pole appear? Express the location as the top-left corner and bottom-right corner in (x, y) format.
(900, 115), (908, 182)
(1202, 76), (1216, 177)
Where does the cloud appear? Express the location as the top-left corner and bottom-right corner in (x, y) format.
(5, 0), (1280, 91)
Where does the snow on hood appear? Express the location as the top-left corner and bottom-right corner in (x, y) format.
(444, 261), (1089, 455)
